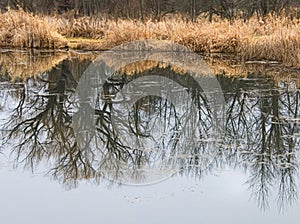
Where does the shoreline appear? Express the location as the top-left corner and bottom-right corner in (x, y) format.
(0, 9), (300, 69)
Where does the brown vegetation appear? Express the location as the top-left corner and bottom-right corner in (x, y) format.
(0, 9), (67, 48)
(0, 9), (300, 68)
(64, 15), (300, 68)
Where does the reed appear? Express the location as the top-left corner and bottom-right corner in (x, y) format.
(0, 8), (67, 48)
(62, 15), (300, 67)
(0, 9), (300, 68)
(55, 16), (105, 39)
(237, 15), (300, 67)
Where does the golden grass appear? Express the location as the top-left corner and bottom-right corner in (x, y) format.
(0, 9), (67, 48)
(66, 38), (103, 50)
(94, 18), (239, 53)
(59, 15), (300, 68)
(0, 9), (300, 68)
(237, 16), (300, 67)
(55, 17), (105, 39)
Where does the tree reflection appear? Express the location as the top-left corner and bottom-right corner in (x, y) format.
(223, 74), (300, 210)
(0, 58), (300, 211)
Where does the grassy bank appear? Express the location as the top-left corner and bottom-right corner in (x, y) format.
(0, 9), (67, 48)
(0, 9), (300, 68)
(62, 16), (300, 68)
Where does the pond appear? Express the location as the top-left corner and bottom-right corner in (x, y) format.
(0, 49), (300, 224)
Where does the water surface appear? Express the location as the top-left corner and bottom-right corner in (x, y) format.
(0, 50), (300, 224)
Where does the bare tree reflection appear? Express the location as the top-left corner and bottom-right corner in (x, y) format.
(0, 58), (300, 211)
(223, 74), (300, 211)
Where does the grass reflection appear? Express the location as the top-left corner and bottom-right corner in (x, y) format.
(0, 55), (299, 211)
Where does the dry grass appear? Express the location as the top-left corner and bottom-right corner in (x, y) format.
(54, 17), (105, 39)
(0, 9), (300, 68)
(0, 9), (67, 48)
(237, 16), (300, 67)
(67, 38), (103, 50)
(94, 18), (239, 53)
(60, 15), (300, 67)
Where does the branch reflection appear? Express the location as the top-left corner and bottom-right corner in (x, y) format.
(0, 57), (299, 211)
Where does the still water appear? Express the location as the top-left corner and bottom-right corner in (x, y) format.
(0, 50), (300, 224)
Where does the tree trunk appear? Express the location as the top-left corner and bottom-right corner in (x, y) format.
(139, 0), (143, 21)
